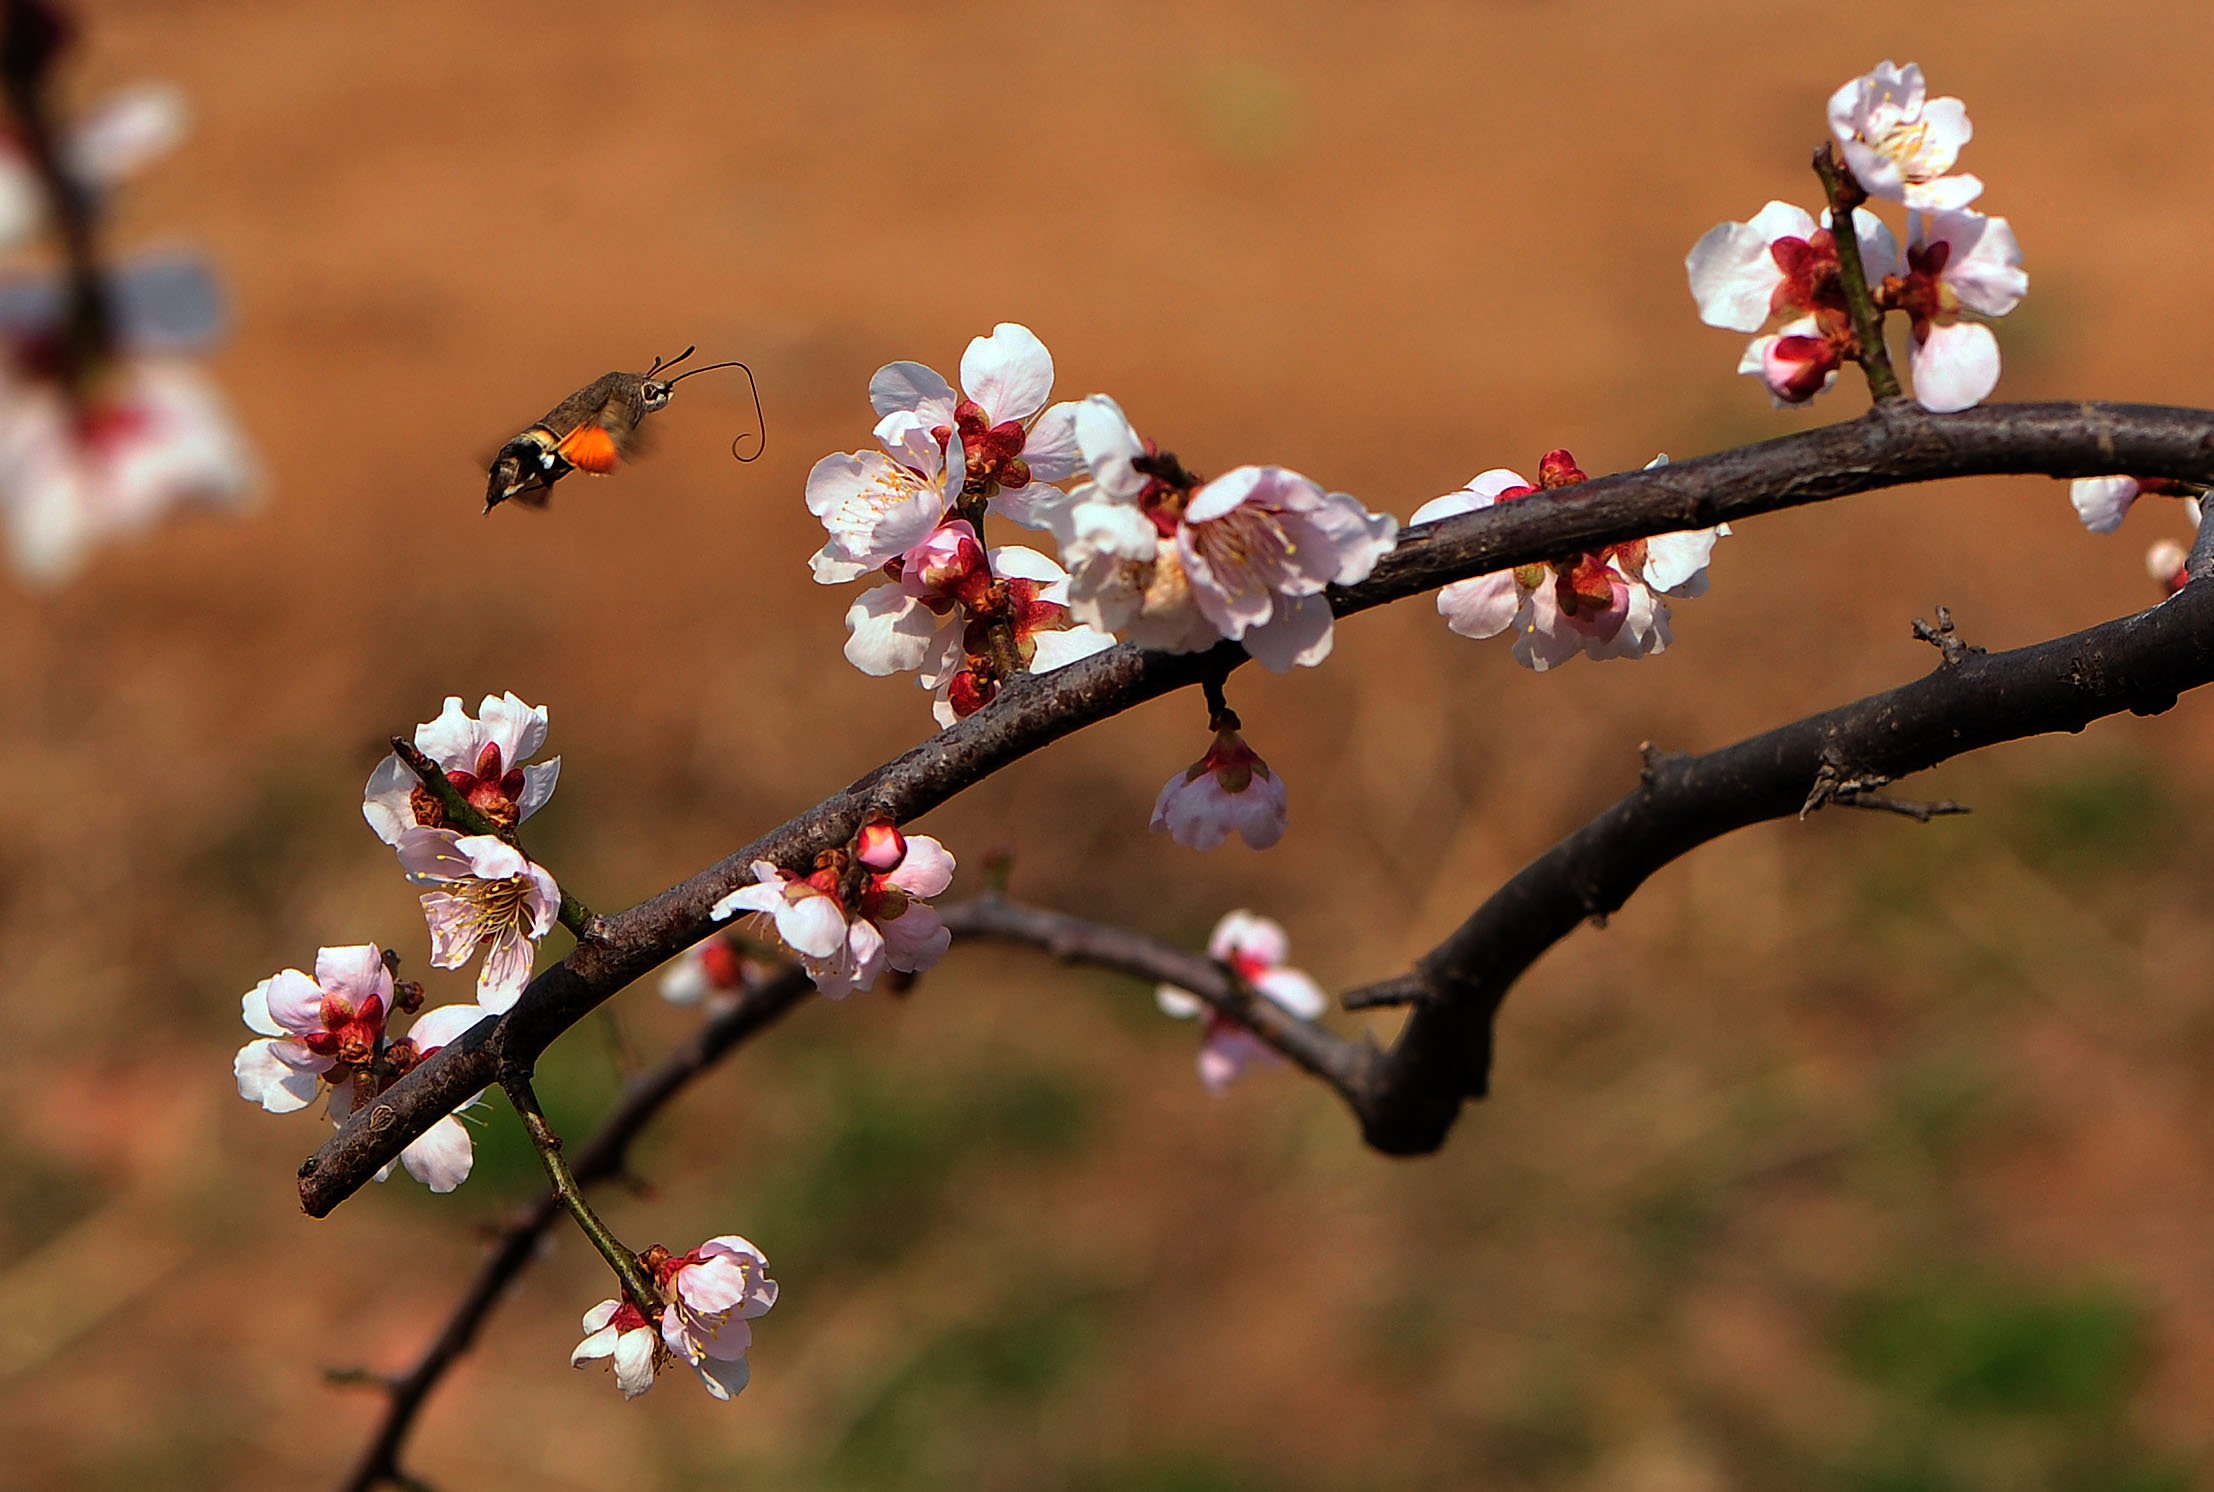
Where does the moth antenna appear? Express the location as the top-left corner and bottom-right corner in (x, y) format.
(644, 344), (698, 381)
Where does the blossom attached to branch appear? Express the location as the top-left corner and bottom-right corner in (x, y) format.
(399, 832), (560, 1012)
(1828, 60), (1981, 212)
(659, 930), (768, 1012)
(1882, 209), (2027, 413)
(1157, 911), (1327, 1090)
(573, 1236), (777, 1401)
(1686, 202), (1896, 408)
(232, 944), (484, 1193)
(1152, 711), (1288, 851)
(363, 693), (561, 846)
(709, 818), (953, 998)
(1415, 452), (1725, 671)
(869, 321), (1080, 525)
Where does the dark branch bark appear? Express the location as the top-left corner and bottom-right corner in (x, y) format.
(299, 400), (2214, 1216)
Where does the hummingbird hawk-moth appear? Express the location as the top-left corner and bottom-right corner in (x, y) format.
(483, 346), (763, 512)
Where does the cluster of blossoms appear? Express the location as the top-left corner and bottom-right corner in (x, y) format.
(1415, 451), (1726, 671)
(233, 943), (485, 1192)
(0, 19), (255, 585)
(1155, 911), (1326, 1091)
(233, 693), (570, 1187)
(1687, 61), (2027, 414)
(709, 814), (953, 998)
(573, 1236), (777, 1401)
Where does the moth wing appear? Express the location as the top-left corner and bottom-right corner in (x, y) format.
(554, 421), (622, 474)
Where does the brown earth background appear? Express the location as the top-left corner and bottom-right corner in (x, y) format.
(4, 2), (2214, 1488)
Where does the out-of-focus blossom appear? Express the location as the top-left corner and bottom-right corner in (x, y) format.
(399, 832), (560, 1011)
(1414, 453), (1725, 671)
(661, 931), (769, 1011)
(2147, 537), (2192, 597)
(1151, 720), (1287, 851)
(1156, 910), (1327, 1091)
(1883, 209), (2027, 412)
(710, 823), (953, 998)
(0, 357), (254, 584)
(1829, 61), (1981, 212)
(869, 322), (1081, 528)
(0, 84), (189, 254)
(362, 693), (561, 846)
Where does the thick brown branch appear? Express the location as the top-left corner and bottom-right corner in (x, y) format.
(1351, 578), (2214, 1153)
(299, 400), (2214, 1216)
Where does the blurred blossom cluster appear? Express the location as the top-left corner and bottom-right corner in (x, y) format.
(0, 0), (254, 585)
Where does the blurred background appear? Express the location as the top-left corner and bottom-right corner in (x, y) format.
(4, 1), (2214, 1487)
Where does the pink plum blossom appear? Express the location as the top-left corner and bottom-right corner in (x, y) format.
(1156, 910), (1327, 1091)
(1884, 209), (2027, 413)
(0, 357), (255, 585)
(232, 944), (483, 1193)
(233, 943), (394, 1116)
(660, 931), (768, 1011)
(1413, 453), (1726, 672)
(1151, 721), (1288, 851)
(806, 425), (965, 584)
(1177, 465), (1397, 672)
(399, 832), (560, 1012)
(2148, 537), (2192, 597)
(573, 1236), (777, 1402)
(710, 824), (954, 998)
(1829, 61), (1981, 212)
(572, 1298), (659, 1399)
(869, 322), (1081, 527)
(362, 692), (561, 847)
(1685, 203), (1896, 408)
(0, 84), (189, 254)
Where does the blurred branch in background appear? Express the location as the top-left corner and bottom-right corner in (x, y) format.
(0, 0), (254, 586)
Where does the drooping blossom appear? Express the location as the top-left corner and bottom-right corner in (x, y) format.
(1151, 715), (1288, 851)
(0, 356), (255, 584)
(573, 1236), (778, 1402)
(1685, 202), (1897, 408)
(1882, 209), (2027, 412)
(661, 930), (769, 1011)
(2147, 537), (2192, 597)
(868, 322), (1081, 528)
(1828, 61), (1982, 212)
(1413, 452), (1726, 671)
(1156, 910), (1327, 1091)
(362, 693), (561, 846)
(399, 832), (560, 1011)
(232, 944), (483, 1193)
(709, 820), (953, 998)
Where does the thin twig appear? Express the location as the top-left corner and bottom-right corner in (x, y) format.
(333, 964), (812, 1492)
(500, 1073), (660, 1314)
(299, 401), (2214, 1216)
(1828, 792), (1970, 822)
(1812, 142), (1902, 403)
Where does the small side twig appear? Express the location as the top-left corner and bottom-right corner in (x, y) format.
(500, 1073), (660, 1316)
(1911, 605), (1982, 667)
(1828, 791), (1971, 822)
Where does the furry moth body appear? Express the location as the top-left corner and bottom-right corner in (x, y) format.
(484, 346), (755, 512)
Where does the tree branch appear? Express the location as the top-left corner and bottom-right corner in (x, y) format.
(298, 400), (2214, 1216)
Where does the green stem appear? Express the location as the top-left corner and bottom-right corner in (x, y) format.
(503, 1074), (662, 1313)
(390, 736), (597, 936)
(1812, 144), (1902, 403)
